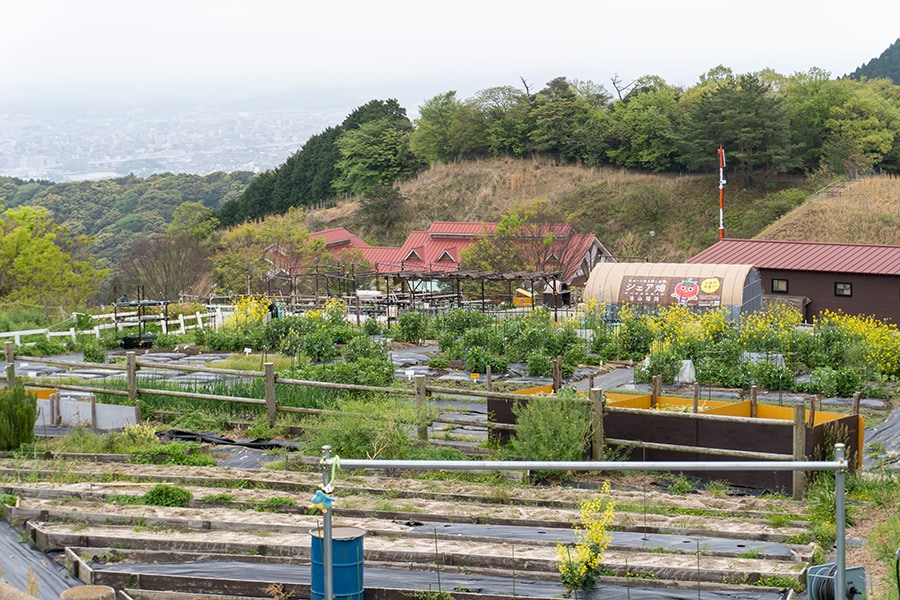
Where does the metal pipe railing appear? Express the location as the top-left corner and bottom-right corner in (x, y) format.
(322, 443), (850, 599)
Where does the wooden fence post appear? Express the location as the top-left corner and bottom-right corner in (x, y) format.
(808, 395), (818, 428)
(552, 356), (561, 393)
(692, 382), (700, 413)
(851, 392), (861, 415)
(265, 362), (276, 427)
(127, 352), (138, 403)
(486, 364), (492, 392)
(415, 375), (428, 441)
(793, 404), (806, 500)
(50, 392), (59, 425)
(750, 385), (758, 418)
(650, 375), (659, 409)
(4, 341), (14, 390)
(590, 387), (604, 461)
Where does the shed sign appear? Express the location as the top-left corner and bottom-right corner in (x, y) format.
(619, 276), (722, 307)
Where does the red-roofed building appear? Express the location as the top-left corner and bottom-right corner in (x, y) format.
(309, 228), (370, 251)
(358, 221), (613, 285)
(688, 239), (900, 322)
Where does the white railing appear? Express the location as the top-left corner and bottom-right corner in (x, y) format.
(0, 310), (222, 345)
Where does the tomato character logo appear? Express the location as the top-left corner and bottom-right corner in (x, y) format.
(672, 280), (699, 304)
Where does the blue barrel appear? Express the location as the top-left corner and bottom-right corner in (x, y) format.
(310, 526), (365, 600)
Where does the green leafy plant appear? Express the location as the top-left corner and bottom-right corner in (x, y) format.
(255, 496), (298, 512)
(505, 392), (590, 482)
(428, 355), (449, 369)
(129, 441), (217, 466)
(141, 484), (193, 507)
(0, 385), (37, 451)
(665, 473), (693, 495)
(82, 340), (107, 363)
(396, 311), (431, 344)
(153, 333), (180, 350)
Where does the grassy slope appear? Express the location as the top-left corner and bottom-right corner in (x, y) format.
(757, 174), (900, 244)
(302, 156), (811, 261)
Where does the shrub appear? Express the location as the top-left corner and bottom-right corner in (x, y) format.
(439, 309), (493, 336)
(526, 351), (553, 377)
(505, 392), (591, 481)
(153, 333), (179, 350)
(460, 326), (503, 354)
(16, 337), (68, 357)
(395, 311), (431, 344)
(142, 484), (192, 507)
(82, 341), (107, 363)
(805, 366), (863, 397)
(617, 307), (653, 359)
(362, 317), (381, 336)
(743, 359), (795, 390)
(302, 398), (417, 459)
(341, 334), (387, 363)
(427, 355), (449, 369)
(634, 347), (681, 384)
(300, 329), (336, 363)
(0, 386), (37, 451)
(299, 356), (394, 387)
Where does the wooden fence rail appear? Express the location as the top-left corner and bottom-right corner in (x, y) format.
(5, 342), (826, 496)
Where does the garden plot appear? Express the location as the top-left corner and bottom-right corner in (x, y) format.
(0, 456), (811, 599)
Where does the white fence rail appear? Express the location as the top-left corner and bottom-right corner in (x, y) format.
(0, 310), (224, 346)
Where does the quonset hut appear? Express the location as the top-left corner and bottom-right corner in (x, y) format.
(582, 262), (762, 320)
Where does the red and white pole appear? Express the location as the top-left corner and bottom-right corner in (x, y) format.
(718, 145), (726, 240)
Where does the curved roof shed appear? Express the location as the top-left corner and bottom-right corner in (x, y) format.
(583, 263), (762, 320)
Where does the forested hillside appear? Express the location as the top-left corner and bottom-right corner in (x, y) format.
(217, 66), (900, 228)
(0, 171), (253, 267)
(850, 37), (900, 84)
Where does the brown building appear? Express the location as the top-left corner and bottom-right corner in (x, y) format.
(688, 239), (900, 323)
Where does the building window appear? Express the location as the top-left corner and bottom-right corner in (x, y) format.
(771, 279), (788, 293)
(835, 282), (852, 297)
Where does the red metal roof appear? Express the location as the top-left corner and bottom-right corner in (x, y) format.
(309, 228), (370, 249)
(308, 222), (610, 279)
(427, 221), (573, 237)
(688, 239), (900, 276)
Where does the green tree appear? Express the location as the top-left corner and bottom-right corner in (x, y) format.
(211, 210), (327, 294)
(460, 202), (582, 278)
(410, 91), (491, 163)
(821, 79), (900, 174)
(606, 76), (682, 171)
(358, 184), (407, 240)
(471, 85), (533, 157)
(528, 77), (608, 164)
(167, 201), (219, 241)
(783, 69), (856, 173)
(0, 206), (108, 310)
(677, 73), (798, 187)
(334, 116), (420, 195)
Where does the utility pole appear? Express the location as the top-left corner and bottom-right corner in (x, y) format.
(718, 145), (726, 240)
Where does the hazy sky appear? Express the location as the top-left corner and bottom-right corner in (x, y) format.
(3, 0), (898, 111)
